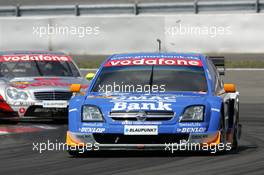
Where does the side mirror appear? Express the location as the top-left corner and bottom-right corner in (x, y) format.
(224, 84), (236, 93)
(70, 84), (81, 93)
(86, 73), (95, 81)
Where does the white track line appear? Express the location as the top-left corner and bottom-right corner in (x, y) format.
(33, 125), (58, 130)
(226, 68), (264, 71)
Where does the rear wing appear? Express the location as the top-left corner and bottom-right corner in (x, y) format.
(208, 56), (225, 75)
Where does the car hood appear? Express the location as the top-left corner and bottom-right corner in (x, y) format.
(84, 92), (213, 123)
(6, 77), (88, 90)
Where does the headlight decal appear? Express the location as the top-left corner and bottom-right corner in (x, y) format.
(6, 87), (29, 100)
(82, 105), (104, 122)
(180, 105), (205, 122)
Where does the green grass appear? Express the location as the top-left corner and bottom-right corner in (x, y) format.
(74, 58), (104, 68)
(72, 55), (107, 69)
(225, 60), (264, 68)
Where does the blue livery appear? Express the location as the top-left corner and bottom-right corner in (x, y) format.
(66, 53), (241, 154)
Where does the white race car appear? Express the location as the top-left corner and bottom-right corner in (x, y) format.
(0, 51), (88, 121)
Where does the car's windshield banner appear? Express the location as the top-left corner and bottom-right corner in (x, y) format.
(104, 58), (202, 67)
(0, 55), (72, 62)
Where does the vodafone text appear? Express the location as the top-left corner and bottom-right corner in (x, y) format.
(104, 58), (202, 67)
(0, 55), (71, 62)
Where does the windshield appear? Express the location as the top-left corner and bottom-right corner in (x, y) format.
(0, 61), (80, 78)
(92, 65), (208, 93)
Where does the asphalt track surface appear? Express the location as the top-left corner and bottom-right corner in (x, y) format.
(0, 70), (264, 175)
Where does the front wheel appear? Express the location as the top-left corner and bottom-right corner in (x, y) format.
(67, 150), (81, 157)
(219, 114), (226, 145)
(215, 114), (227, 154)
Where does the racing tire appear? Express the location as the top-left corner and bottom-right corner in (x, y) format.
(67, 149), (95, 157)
(216, 113), (227, 154)
(232, 121), (239, 149)
(67, 150), (84, 157)
(220, 113), (227, 145)
(1, 119), (19, 125)
(9, 120), (19, 125)
(232, 104), (240, 152)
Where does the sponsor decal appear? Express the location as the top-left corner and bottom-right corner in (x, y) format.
(124, 125), (158, 135)
(121, 121), (162, 125)
(82, 123), (104, 127)
(69, 108), (78, 113)
(104, 58), (202, 67)
(8, 101), (35, 106)
(211, 108), (220, 112)
(110, 55), (200, 60)
(112, 102), (172, 111)
(11, 78), (88, 89)
(87, 95), (113, 99)
(178, 123), (203, 127)
(18, 107), (26, 114)
(198, 92), (207, 94)
(42, 101), (68, 108)
(13, 81), (30, 85)
(111, 95), (177, 102)
(177, 127), (206, 133)
(0, 55), (72, 62)
(79, 127), (105, 133)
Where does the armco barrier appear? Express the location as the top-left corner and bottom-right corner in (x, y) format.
(0, 13), (264, 54)
(0, 1), (263, 17)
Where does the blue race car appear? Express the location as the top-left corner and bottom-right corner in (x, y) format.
(66, 53), (241, 155)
